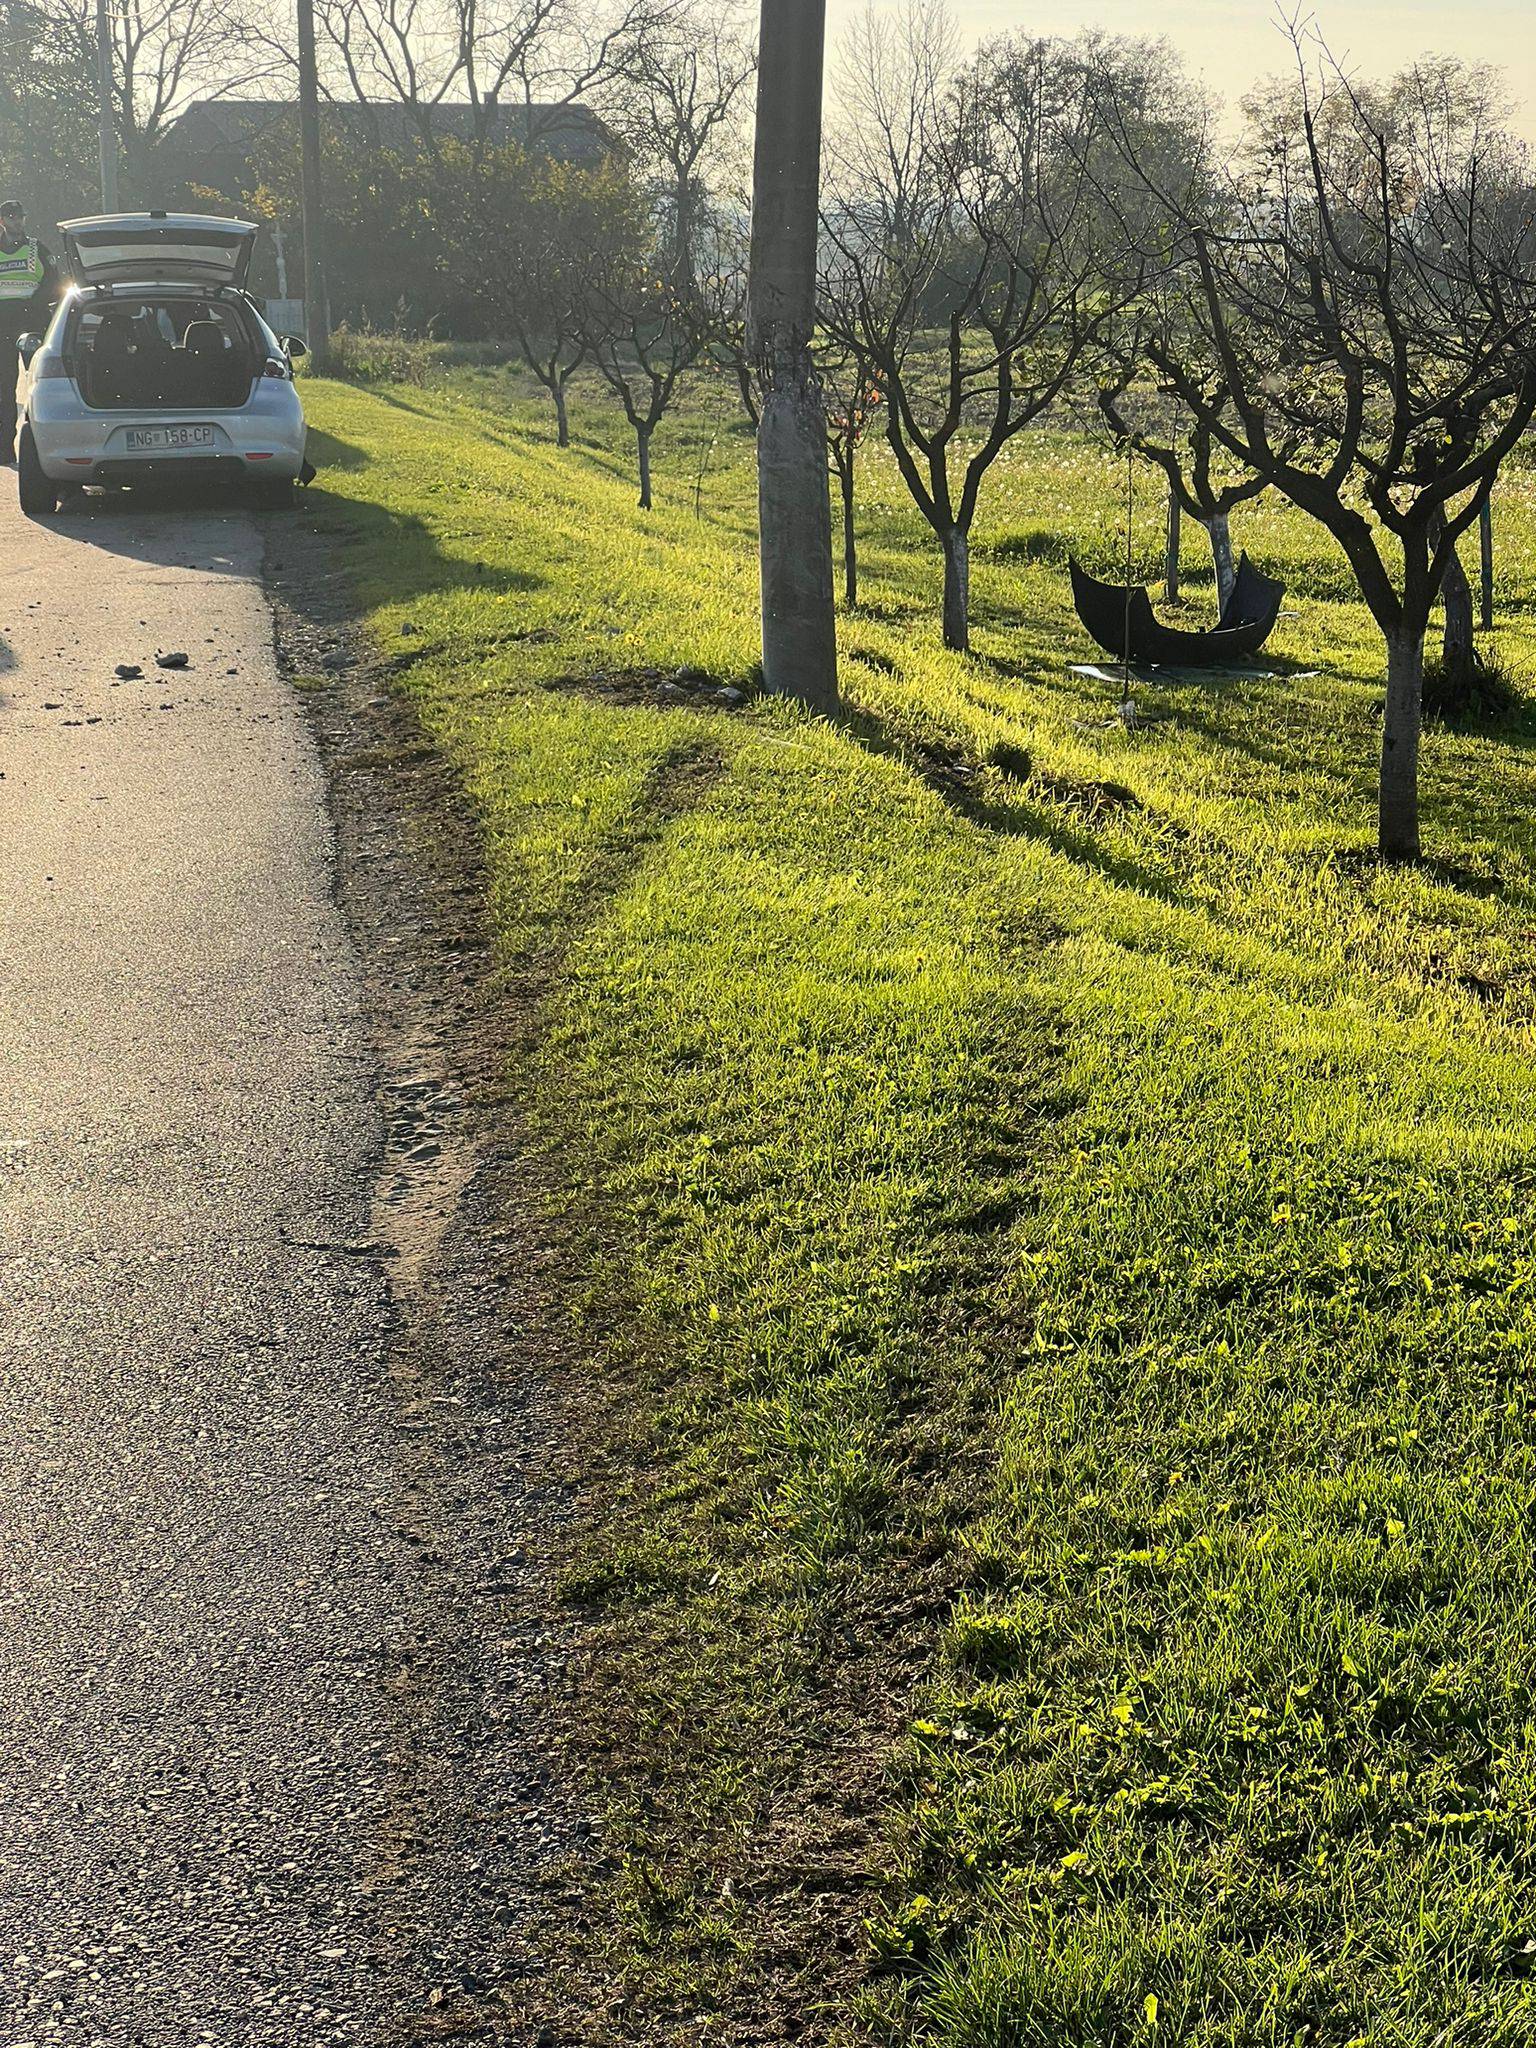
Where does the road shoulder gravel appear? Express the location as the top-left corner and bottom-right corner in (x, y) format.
(265, 517), (599, 2045)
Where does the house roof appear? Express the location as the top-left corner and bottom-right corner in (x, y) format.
(164, 97), (613, 164)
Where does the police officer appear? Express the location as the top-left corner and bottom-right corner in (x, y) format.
(0, 201), (62, 465)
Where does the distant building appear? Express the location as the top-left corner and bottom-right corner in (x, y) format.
(157, 98), (614, 205)
(152, 97), (617, 331)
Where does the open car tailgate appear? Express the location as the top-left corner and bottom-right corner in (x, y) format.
(61, 213), (258, 289)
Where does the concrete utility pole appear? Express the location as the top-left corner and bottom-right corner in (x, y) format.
(95, 0), (118, 211)
(747, 0), (838, 715)
(295, 0), (330, 360)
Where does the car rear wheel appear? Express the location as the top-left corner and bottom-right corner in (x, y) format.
(17, 430), (60, 517)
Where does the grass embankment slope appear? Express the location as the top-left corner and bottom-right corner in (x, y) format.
(305, 363), (1536, 2047)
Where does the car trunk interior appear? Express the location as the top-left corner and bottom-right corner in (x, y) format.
(75, 297), (257, 411)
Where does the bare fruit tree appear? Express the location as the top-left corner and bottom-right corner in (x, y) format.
(38, 0), (273, 197)
(1098, 380), (1270, 609)
(608, 2), (759, 432)
(578, 246), (705, 509)
(434, 143), (633, 443)
(308, 0), (676, 148)
(1109, 38), (1536, 860)
(693, 210), (759, 425)
(822, 11), (1150, 653)
(609, 0), (754, 292)
(815, 324), (882, 610)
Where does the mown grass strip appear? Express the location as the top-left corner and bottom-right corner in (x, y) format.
(305, 365), (1536, 2045)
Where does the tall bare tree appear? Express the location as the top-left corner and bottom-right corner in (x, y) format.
(610, 0), (753, 290)
(0, 0), (98, 221)
(822, 15), (1154, 652)
(309, 0), (674, 149)
(1104, 36), (1536, 860)
(37, 0), (273, 198)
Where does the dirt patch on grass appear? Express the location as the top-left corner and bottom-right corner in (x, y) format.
(542, 664), (756, 713)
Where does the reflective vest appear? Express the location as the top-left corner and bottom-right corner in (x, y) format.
(0, 238), (45, 301)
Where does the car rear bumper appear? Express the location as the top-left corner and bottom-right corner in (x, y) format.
(85, 454), (274, 487)
(44, 444), (305, 486)
(26, 387), (307, 483)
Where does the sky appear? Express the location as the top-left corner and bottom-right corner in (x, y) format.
(823, 0), (1536, 138)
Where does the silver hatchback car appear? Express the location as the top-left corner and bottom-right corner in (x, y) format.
(15, 212), (309, 516)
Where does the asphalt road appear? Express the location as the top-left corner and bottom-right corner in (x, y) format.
(0, 490), (538, 2044)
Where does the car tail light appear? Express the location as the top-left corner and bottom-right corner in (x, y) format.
(262, 357), (291, 379)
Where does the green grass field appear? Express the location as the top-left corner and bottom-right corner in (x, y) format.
(303, 355), (1536, 2046)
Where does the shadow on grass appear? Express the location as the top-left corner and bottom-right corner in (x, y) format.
(330, 383), (441, 424)
(838, 699), (1192, 908)
(298, 481), (548, 616)
(539, 738), (730, 978)
(306, 425), (372, 472)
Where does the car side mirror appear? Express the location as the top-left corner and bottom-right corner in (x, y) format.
(285, 335), (309, 360)
(16, 334), (41, 367)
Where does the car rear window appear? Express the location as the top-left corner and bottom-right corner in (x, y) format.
(72, 296), (259, 410)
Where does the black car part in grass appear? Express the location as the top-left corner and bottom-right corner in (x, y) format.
(1070, 551), (1286, 668)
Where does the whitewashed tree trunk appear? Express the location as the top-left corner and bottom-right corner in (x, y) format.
(1204, 511), (1235, 611)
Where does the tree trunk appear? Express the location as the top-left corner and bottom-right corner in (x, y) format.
(1480, 498), (1494, 632)
(1440, 535), (1475, 676)
(941, 526), (970, 653)
(673, 173), (697, 294)
(1165, 488), (1180, 604)
(747, 0), (838, 714)
(837, 456), (857, 609)
(734, 359), (760, 430)
(636, 424), (652, 511)
(553, 381), (570, 449)
(1379, 626), (1425, 863)
(1203, 511), (1234, 611)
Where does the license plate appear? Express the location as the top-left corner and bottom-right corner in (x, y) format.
(124, 425), (217, 452)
